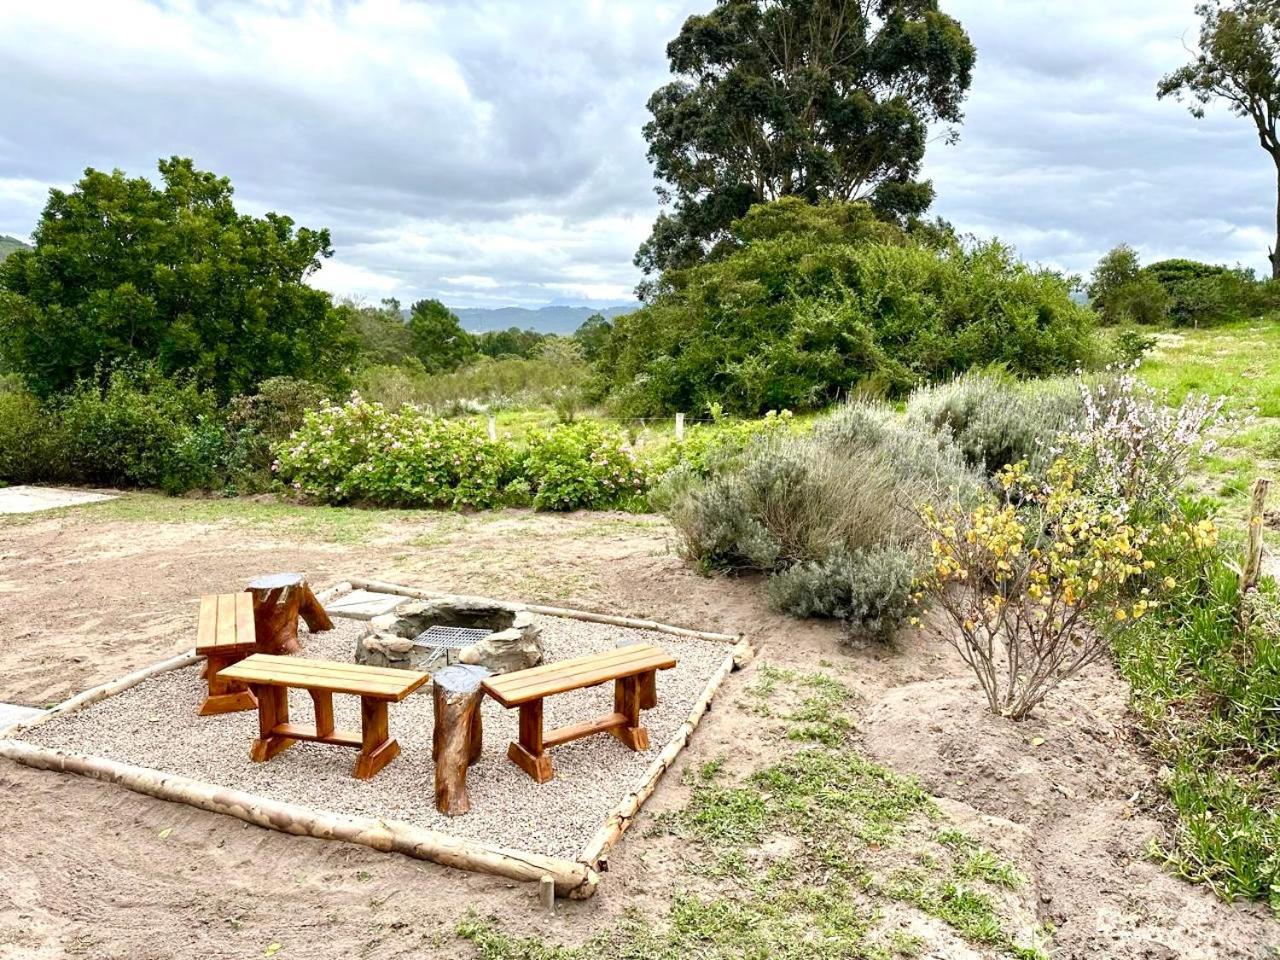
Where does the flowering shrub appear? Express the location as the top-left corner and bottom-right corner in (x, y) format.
(1055, 368), (1227, 516)
(915, 459), (1203, 719)
(273, 394), (515, 508)
(522, 420), (649, 511)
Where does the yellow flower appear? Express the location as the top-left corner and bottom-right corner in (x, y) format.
(1114, 609), (1127, 621)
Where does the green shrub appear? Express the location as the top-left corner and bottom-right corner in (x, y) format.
(522, 420), (649, 511)
(602, 200), (1099, 417)
(223, 377), (328, 491)
(58, 367), (220, 492)
(1143, 259), (1275, 327)
(1110, 327), (1158, 363)
(274, 395), (516, 509)
(766, 544), (917, 641)
(904, 373), (1085, 473)
(1108, 510), (1279, 907)
(357, 347), (589, 414)
(0, 385), (64, 483)
(666, 412), (977, 639)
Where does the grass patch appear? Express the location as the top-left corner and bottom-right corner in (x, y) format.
(1108, 535), (1280, 910)
(0, 491), (422, 544)
(460, 665), (1045, 959)
(1138, 322), (1280, 417)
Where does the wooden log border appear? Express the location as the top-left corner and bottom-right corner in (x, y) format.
(0, 577), (751, 899)
(0, 740), (598, 898)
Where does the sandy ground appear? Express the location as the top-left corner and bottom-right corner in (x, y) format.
(1, 497), (1277, 959)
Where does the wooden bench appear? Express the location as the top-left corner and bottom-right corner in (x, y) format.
(195, 593), (259, 716)
(218, 654), (430, 780)
(482, 643), (676, 783)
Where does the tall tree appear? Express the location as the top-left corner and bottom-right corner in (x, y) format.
(408, 298), (475, 372)
(1160, 0), (1280, 278)
(0, 157), (356, 397)
(635, 0), (975, 279)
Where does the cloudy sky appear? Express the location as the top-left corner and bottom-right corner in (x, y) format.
(0, 0), (1271, 308)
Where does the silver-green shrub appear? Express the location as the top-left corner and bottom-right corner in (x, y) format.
(666, 405), (979, 640)
(766, 544), (917, 642)
(905, 372), (1084, 473)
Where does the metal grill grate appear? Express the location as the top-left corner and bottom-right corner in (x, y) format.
(410, 625), (492, 665)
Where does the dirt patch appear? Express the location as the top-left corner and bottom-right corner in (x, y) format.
(862, 669), (1278, 959)
(1, 498), (1278, 958)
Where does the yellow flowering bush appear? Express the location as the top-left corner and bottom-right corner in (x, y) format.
(915, 459), (1202, 719)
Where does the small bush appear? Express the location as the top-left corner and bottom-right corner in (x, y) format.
(916, 460), (1187, 719)
(1108, 507), (1280, 906)
(1060, 369), (1227, 518)
(59, 367), (220, 492)
(766, 544), (917, 641)
(274, 394), (516, 508)
(667, 410), (977, 638)
(223, 377), (327, 491)
(522, 420), (649, 511)
(0, 385), (64, 483)
(905, 373), (1084, 473)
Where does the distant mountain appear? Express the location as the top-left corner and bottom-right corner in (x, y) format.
(0, 235), (29, 263)
(448, 303), (637, 335)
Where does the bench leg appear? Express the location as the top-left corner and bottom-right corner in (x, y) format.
(309, 690), (335, 738)
(198, 652), (257, 716)
(508, 699), (554, 783)
(354, 697), (399, 780)
(249, 685), (294, 762)
(610, 676), (649, 752)
(638, 669), (658, 710)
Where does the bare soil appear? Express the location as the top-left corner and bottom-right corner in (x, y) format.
(0, 497), (1276, 959)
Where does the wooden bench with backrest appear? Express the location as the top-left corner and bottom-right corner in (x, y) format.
(482, 642), (676, 783)
(218, 653), (430, 780)
(195, 593), (259, 716)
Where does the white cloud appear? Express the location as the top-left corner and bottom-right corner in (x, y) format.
(1, 0), (1277, 302)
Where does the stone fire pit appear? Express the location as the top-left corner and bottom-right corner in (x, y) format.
(355, 597), (543, 675)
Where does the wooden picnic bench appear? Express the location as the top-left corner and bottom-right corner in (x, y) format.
(195, 593), (259, 716)
(482, 643), (676, 783)
(218, 654), (430, 780)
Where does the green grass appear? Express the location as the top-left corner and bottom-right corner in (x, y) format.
(457, 667), (1047, 960)
(1138, 321), (1280, 417)
(1137, 321), (1280, 521)
(1109, 534), (1280, 911)
(0, 491), (429, 545)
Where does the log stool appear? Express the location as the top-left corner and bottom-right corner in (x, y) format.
(432, 664), (490, 816)
(245, 573), (334, 655)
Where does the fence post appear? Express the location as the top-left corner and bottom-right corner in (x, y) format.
(487, 416), (498, 442)
(1239, 477), (1270, 634)
(675, 412), (685, 443)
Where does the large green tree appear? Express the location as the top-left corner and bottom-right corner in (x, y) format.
(1160, 0), (1280, 278)
(407, 298), (475, 372)
(635, 0), (975, 279)
(0, 158), (356, 397)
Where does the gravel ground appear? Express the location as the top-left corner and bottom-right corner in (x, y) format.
(21, 613), (733, 860)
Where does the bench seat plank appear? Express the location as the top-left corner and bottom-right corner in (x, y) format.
(195, 594), (257, 655)
(219, 654), (429, 701)
(483, 643), (676, 707)
(485, 643), (677, 783)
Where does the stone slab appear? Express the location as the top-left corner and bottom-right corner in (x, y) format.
(326, 589), (407, 620)
(0, 485), (115, 515)
(0, 702), (46, 733)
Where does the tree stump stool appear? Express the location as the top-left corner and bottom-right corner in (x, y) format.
(245, 573), (334, 655)
(432, 664), (490, 816)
